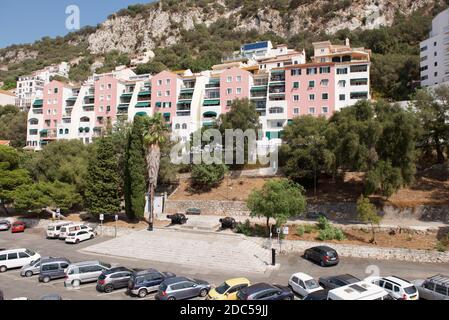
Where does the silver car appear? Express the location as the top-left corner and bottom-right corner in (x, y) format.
(0, 221), (11, 231)
(155, 276), (211, 300)
(20, 257), (51, 277)
(413, 275), (449, 300)
(64, 261), (111, 288)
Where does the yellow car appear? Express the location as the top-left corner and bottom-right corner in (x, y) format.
(207, 278), (251, 300)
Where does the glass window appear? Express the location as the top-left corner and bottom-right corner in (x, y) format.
(18, 252), (29, 259)
(0, 254), (6, 261)
(7, 253), (18, 260)
(308, 81), (315, 88)
(293, 82), (299, 89)
(384, 282), (393, 290)
(435, 284), (448, 296)
(322, 93), (328, 100)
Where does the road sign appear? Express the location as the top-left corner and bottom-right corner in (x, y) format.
(276, 228), (281, 234)
(283, 226), (289, 235)
(99, 214), (104, 221)
(114, 215), (119, 222)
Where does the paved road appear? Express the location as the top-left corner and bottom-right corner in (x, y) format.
(0, 228), (447, 300)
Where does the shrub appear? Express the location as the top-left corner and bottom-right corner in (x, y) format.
(316, 217), (346, 241)
(236, 219), (252, 236)
(436, 241), (447, 252)
(296, 225), (305, 236)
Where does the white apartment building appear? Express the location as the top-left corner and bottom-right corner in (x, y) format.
(420, 8), (449, 88)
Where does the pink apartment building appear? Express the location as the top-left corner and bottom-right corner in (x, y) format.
(94, 75), (118, 127)
(41, 81), (69, 145)
(219, 67), (252, 113)
(151, 70), (180, 125)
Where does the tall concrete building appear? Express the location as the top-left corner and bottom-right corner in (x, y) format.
(420, 8), (449, 88)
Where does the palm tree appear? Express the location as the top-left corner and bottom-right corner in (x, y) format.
(143, 113), (168, 231)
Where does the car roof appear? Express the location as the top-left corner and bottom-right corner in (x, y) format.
(244, 283), (276, 294)
(0, 248), (28, 253)
(292, 273), (314, 281)
(225, 278), (251, 286)
(313, 246), (336, 252)
(305, 289), (329, 299)
(41, 257), (70, 264)
(105, 267), (131, 274)
(164, 276), (191, 285)
(134, 268), (160, 276)
(329, 281), (388, 300)
(69, 261), (101, 266)
(382, 276), (412, 287)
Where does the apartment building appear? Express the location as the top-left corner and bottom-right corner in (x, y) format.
(420, 8), (449, 87)
(25, 41), (372, 151)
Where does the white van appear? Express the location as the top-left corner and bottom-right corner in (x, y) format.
(0, 249), (41, 273)
(59, 223), (92, 240)
(327, 281), (392, 300)
(46, 222), (73, 239)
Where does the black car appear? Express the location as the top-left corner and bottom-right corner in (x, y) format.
(303, 289), (329, 300)
(167, 214), (188, 225)
(128, 269), (176, 298)
(304, 246), (339, 267)
(97, 267), (134, 293)
(237, 283), (294, 301)
(318, 274), (360, 290)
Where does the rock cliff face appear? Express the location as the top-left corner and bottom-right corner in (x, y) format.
(87, 0), (437, 54)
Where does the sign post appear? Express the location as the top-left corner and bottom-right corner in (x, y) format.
(99, 214), (104, 236)
(114, 215), (118, 238)
(56, 208), (61, 220)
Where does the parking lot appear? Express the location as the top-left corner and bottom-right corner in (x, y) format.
(1, 227), (448, 300)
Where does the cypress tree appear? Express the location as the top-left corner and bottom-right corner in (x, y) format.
(124, 115), (147, 220)
(85, 136), (121, 216)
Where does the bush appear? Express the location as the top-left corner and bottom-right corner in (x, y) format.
(236, 219), (252, 236)
(436, 241), (447, 252)
(304, 224), (315, 234)
(190, 163), (227, 191)
(296, 225), (305, 236)
(316, 217), (346, 241)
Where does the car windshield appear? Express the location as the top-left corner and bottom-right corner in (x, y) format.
(305, 279), (320, 289)
(25, 249), (35, 256)
(404, 286), (417, 294)
(100, 262), (111, 269)
(215, 282), (231, 294)
(68, 233), (76, 237)
(31, 258), (41, 266)
(47, 226), (55, 231)
(327, 251), (337, 258)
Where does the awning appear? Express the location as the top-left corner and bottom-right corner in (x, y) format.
(138, 91), (151, 97)
(203, 99), (220, 106)
(39, 129), (48, 134)
(118, 104), (129, 109)
(163, 113), (171, 118)
(251, 86), (267, 92)
(136, 112), (148, 117)
(135, 102), (150, 108)
(84, 95), (95, 99)
(180, 88), (194, 92)
(33, 100), (43, 107)
(269, 82), (285, 86)
(203, 111), (217, 118)
(271, 69), (285, 74)
(120, 93), (133, 98)
(66, 97), (77, 101)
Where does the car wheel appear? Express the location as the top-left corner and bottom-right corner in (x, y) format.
(90, 234), (94, 239)
(43, 276), (51, 283)
(104, 285), (114, 293)
(284, 296), (293, 301)
(199, 289), (208, 298)
(168, 296), (176, 301)
(72, 279), (81, 288)
(76, 239), (80, 244)
(0, 266), (6, 273)
(138, 289), (148, 298)
(25, 271), (33, 278)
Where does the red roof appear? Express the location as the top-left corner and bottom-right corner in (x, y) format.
(0, 140), (11, 146)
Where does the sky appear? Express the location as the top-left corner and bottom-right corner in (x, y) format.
(0, 0), (153, 48)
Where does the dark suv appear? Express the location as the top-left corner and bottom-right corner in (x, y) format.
(128, 269), (176, 298)
(304, 246), (339, 267)
(97, 267), (134, 293)
(237, 283), (294, 301)
(38, 258), (71, 283)
(318, 274), (360, 290)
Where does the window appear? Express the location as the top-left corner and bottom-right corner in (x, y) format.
(157, 80), (162, 86)
(226, 100), (232, 107)
(165, 90), (170, 97)
(434, 62), (438, 67)
(100, 95), (104, 102)
(293, 95), (299, 101)
(350, 92), (368, 99)
(434, 41), (437, 46)
(18, 252), (29, 258)
(434, 72), (438, 77)
(236, 76), (242, 82)
(54, 88), (59, 94)
(106, 106), (111, 112)
(100, 84), (105, 90)
(291, 69), (301, 76)
(65, 129), (69, 134)
(421, 56), (428, 62)
(42, 264), (59, 272)
(309, 107), (315, 114)
(321, 79), (329, 87)
(337, 68), (348, 75)
(320, 66), (331, 74)
(294, 108), (299, 115)
(434, 52), (437, 57)
(269, 107), (284, 114)
(182, 124), (187, 130)
(166, 79), (171, 85)
(339, 94), (346, 101)
(107, 95), (111, 101)
(308, 81), (315, 88)
(157, 91), (162, 97)
(435, 284), (448, 296)
(227, 76), (232, 83)
(350, 78), (368, 86)
(307, 67), (317, 75)
(420, 45), (427, 52)
(227, 88), (232, 95)
(309, 94), (315, 101)
(236, 88), (242, 95)
(59, 129), (63, 135)
(350, 65), (368, 73)
(293, 82), (300, 89)
(322, 93), (328, 100)
(108, 84), (112, 89)
(322, 107), (328, 114)
(7, 253), (18, 260)
(175, 124), (180, 130)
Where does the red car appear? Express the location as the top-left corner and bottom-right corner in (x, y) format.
(11, 222), (26, 233)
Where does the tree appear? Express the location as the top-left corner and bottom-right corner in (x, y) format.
(191, 163), (227, 191)
(124, 115), (147, 221)
(357, 195), (382, 243)
(135, 61), (167, 75)
(365, 160), (403, 197)
(85, 136), (121, 216)
(143, 113), (169, 230)
(0, 145), (30, 214)
(247, 179), (307, 235)
(280, 116), (335, 192)
(413, 86), (449, 163)
(0, 105), (27, 148)
(13, 181), (81, 213)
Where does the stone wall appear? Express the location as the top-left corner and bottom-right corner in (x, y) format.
(164, 200), (250, 216)
(383, 205), (449, 223)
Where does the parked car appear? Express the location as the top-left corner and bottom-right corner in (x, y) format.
(21, 257), (52, 277)
(128, 269), (176, 298)
(319, 274), (360, 290)
(365, 276), (419, 300)
(65, 230), (95, 244)
(167, 213), (188, 225)
(40, 294), (63, 300)
(0, 249), (41, 273)
(59, 223), (92, 240)
(64, 261), (111, 288)
(97, 267), (134, 293)
(327, 281), (392, 300)
(219, 217), (237, 230)
(11, 221), (26, 233)
(412, 274), (449, 300)
(155, 277), (211, 301)
(0, 220), (11, 231)
(236, 283), (294, 301)
(46, 222), (73, 239)
(303, 289), (329, 300)
(288, 273), (323, 297)
(39, 258), (71, 283)
(207, 278), (251, 300)
(304, 246), (339, 267)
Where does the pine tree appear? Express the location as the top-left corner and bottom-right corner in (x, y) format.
(124, 115), (147, 220)
(85, 136), (121, 216)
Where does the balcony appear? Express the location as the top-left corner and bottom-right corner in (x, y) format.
(203, 99), (221, 107)
(178, 92), (193, 100)
(33, 99), (43, 108)
(137, 91), (151, 101)
(206, 79), (220, 89)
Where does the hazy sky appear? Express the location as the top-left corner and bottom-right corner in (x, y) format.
(0, 0), (152, 48)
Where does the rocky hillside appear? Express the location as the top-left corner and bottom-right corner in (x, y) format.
(88, 0), (439, 54)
